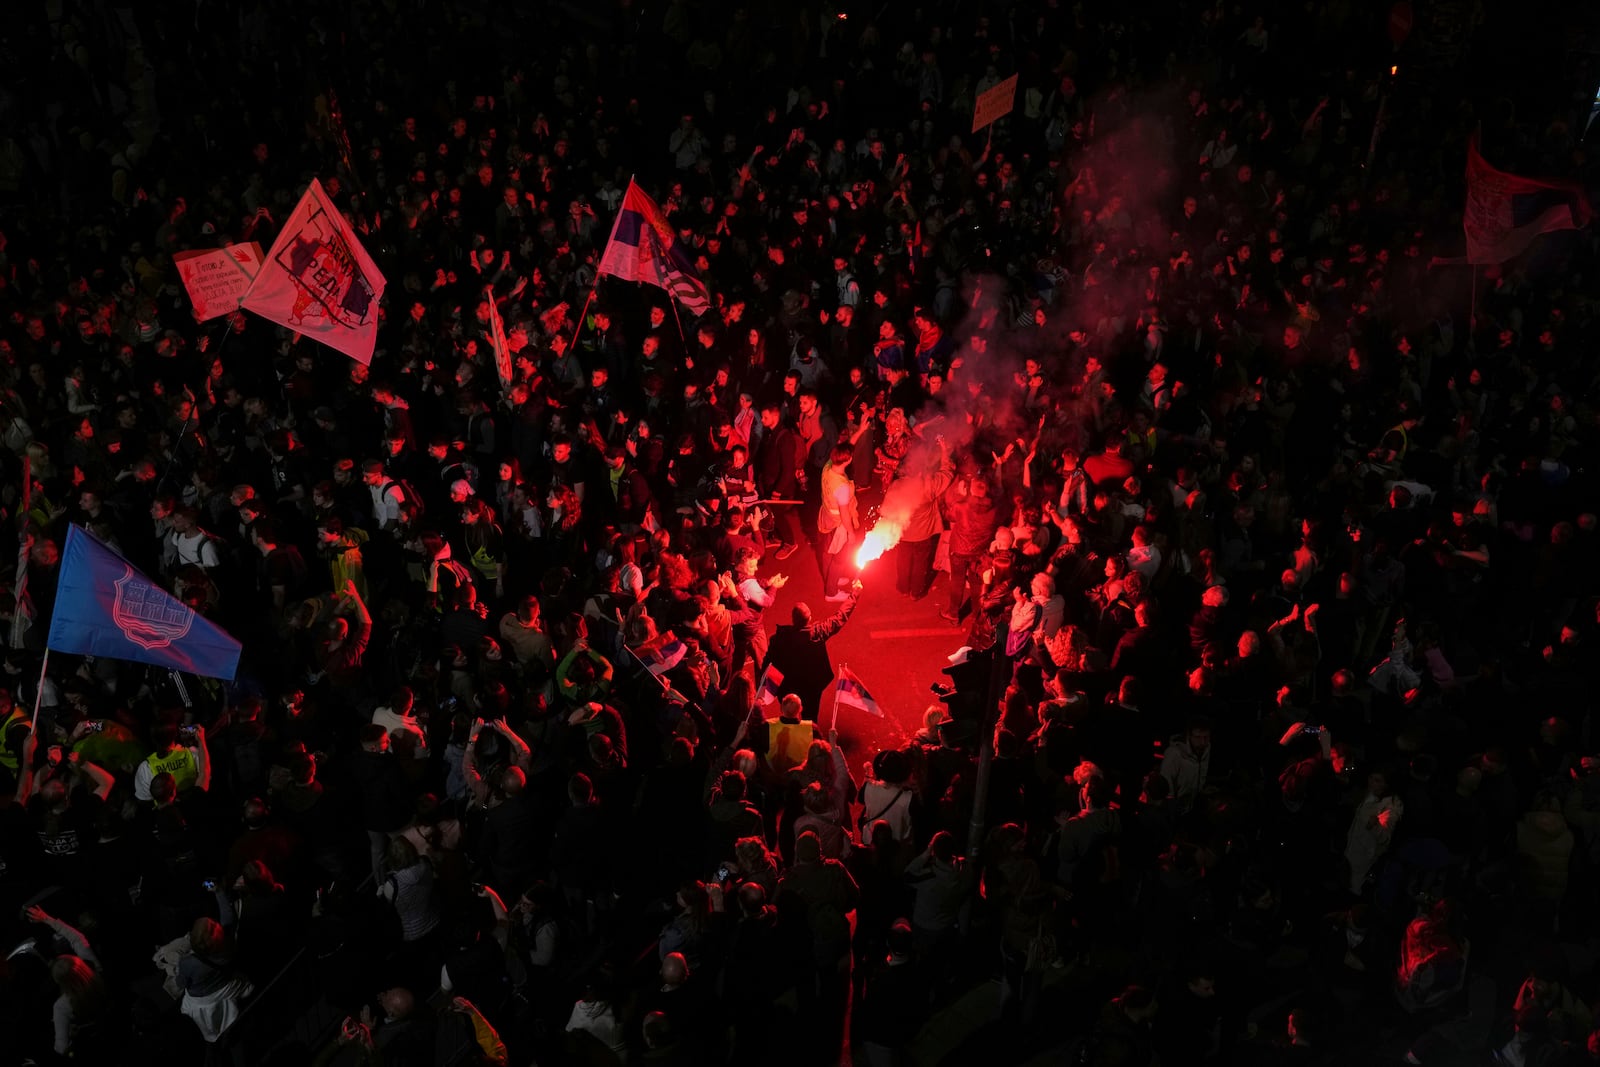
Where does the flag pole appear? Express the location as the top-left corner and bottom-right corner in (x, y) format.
(569, 173), (630, 356)
(666, 289), (690, 354)
(28, 648), (49, 732)
(830, 663), (843, 733)
(565, 285), (597, 361)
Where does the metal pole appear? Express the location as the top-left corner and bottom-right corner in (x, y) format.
(965, 625), (1010, 864)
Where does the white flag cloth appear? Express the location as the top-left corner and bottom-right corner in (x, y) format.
(242, 179), (386, 364)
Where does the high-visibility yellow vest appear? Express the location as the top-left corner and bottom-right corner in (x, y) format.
(766, 720), (814, 774)
(0, 708), (28, 770)
(145, 746), (199, 792)
(1387, 422), (1409, 462)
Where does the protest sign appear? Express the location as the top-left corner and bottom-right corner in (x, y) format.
(971, 74), (1019, 134)
(175, 243), (264, 322)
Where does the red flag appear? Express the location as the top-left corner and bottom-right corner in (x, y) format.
(242, 179), (387, 363)
(1462, 133), (1591, 264)
(485, 286), (513, 386)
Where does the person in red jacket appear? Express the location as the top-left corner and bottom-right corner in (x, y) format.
(1082, 436), (1134, 489)
(942, 472), (1002, 624)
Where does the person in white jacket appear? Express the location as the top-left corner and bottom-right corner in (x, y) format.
(566, 980), (629, 1062)
(1345, 770), (1404, 893)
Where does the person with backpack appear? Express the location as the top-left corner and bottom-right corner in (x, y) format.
(363, 458), (413, 535)
(161, 505), (223, 577)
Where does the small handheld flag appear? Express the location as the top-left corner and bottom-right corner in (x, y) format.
(645, 635), (688, 676)
(835, 663), (883, 717)
(47, 525), (241, 681)
(755, 664), (784, 706)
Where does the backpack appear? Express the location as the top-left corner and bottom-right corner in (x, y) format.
(378, 477), (425, 522)
(433, 558), (474, 602)
(180, 528), (242, 606)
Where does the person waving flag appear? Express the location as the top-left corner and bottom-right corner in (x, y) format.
(596, 179), (711, 315)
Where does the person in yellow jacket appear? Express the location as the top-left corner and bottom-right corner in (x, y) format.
(0, 688), (29, 781)
(133, 722), (212, 802)
(316, 517), (369, 603)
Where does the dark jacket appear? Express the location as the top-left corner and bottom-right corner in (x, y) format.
(764, 596), (856, 713)
(755, 425), (804, 497)
(352, 751), (413, 833)
(944, 491), (1002, 558)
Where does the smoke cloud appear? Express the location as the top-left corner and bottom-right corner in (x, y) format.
(853, 84), (1183, 567)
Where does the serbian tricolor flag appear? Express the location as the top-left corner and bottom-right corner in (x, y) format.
(644, 635), (688, 676)
(755, 663), (784, 706)
(835, 664), (883, 717)
(596, 179), (711, 315)
(1460, 133), (1591, 264)
(243, 178), (387, 364)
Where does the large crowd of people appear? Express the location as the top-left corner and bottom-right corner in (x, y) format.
(0, 1), (1598, 1065)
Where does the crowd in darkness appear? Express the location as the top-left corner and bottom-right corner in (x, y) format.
(3, 0), (1600, 1065)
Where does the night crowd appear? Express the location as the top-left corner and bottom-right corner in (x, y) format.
(1, 0), (1600, 1065)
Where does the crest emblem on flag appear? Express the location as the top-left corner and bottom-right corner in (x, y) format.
(112, 566), (196, 651)
(50, 526), (242, 681)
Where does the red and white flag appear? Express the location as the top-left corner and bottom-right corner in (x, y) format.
(1461, 133), (1591, 264)
(485, 286), (513, 386)
(242, 179), (386, 364)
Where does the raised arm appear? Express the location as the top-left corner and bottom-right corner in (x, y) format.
(76, 754), (115, 802)
(462, 722), (491, 807)
(191, 724), (212, 793)
(344, 580), (373, 638)
(14, 730), (37, 803)
(827, 728), (856, 798)
(23, 905), (96, 963)
(491, 719), (532, 771)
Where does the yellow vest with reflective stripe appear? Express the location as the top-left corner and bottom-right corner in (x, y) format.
(146, 746), (199, 791)
(1388, 423), (1409, 462)
(0, 708), (27, 770)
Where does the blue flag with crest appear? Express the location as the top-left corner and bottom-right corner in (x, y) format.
(47, 525), (242, 680)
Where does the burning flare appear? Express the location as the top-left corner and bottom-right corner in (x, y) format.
(855, 519), (903, 569)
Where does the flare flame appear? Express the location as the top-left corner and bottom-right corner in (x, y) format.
(854, 520), (903, 568)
